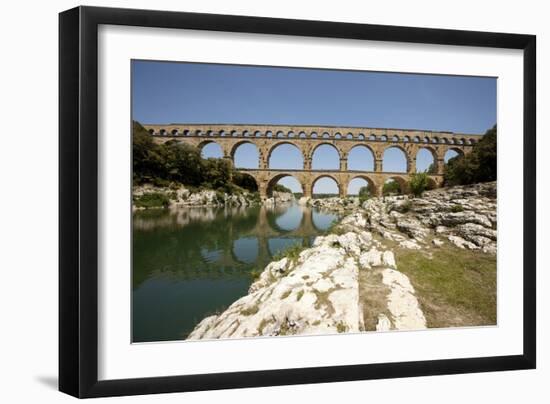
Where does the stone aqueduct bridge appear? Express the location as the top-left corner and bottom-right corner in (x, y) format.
(143, 124), (482, 199)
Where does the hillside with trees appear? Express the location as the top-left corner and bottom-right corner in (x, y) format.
(444, 125), (497, 186)
(132, 121), (257, 194)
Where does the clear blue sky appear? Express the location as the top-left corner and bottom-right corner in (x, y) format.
(132, 60), (496, 194)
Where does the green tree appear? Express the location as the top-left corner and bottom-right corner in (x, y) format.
(272, 183), (292, 193)
(383, 180), (401, 195)
(132, 120), (247, 193)
(132, 121), (166, 183)
(409, 172), (429, 197)
(444, 125), (497, 186)
(358, 186), (370, 202)
(233, 172), (259, 192)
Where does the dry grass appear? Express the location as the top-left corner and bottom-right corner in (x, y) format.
(239, 304), (259, 316)
(357, 268), (392, 331)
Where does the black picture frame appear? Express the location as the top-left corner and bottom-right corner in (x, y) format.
(59, 5), (536, 398)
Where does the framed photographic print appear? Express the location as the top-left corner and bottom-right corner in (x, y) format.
(59, 6), (536, 398)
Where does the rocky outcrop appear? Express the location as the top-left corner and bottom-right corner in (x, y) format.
(133, 184), (258, 210)
(187, 182), (496, 340)
(362, 181), (497, 254)
(309, 196), (361, 214)
(188, 219), (427, 340)
(263, 191), (295, 207)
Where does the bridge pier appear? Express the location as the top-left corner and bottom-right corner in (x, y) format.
(340, 158), (348, 172)
(436, 158), (445, 175)
(408, 158), (416, 174)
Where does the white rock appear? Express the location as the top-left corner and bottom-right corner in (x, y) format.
(432, 238), (444, 247)
(399, 239), (421, 250)
(359, 248), (382, 268)
(376, 314), (392, 331)
(382, 251), (396, 268)
(381, 269), (427, 330)
(447, 235), (479, 250)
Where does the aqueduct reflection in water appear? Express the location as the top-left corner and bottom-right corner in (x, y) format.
(132, 203), (339, 342)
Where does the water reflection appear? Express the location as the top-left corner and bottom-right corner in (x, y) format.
(132, 203), (339, 342)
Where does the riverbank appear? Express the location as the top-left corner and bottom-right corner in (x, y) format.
(188, 181), (497, 339)
(133, 184), (300, 210)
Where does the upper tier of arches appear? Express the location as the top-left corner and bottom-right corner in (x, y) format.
(145, 125), (482, 145)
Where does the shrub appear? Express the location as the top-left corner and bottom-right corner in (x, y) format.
(383, 180), (401, 196)
(273, 242), (306, 264)
(409, 172), (429, 197)
(450, 204), (464, 212)
(358, 186), (370, 202)
(134, 192), (170, 209)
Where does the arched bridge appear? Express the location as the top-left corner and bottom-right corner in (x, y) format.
(143, 123), (481, 198)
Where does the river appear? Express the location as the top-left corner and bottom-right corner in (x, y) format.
(132, 203), (340, 343)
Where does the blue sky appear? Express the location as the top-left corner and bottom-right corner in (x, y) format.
(132, 60), (496, 194)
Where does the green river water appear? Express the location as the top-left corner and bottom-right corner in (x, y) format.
(132, 204), (339, 343)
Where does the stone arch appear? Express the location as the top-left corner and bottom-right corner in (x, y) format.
(310, 132), (318, 138)
(159, 129), (167, 136)
(348, 144), (375, 171)
(346, 132), (354, 139)
(266, 173), (304, 197)
(232, 141), (260, 168)
(148, 128), (155, 135)
(382, 145), (409, 173)
(299, 131), (307, 138)
(368, 134), (376, 141)
(322, 132), (331, 139)
(334, 132), (342, 139)
(440, 137), (448, 144)
(357, 133), (365, 140)
(403, 136), (410, 143)
(288, 131), (295, 138)
(198, 140), (224, 159)
(413, 136), (420, 143)
(347, 175), (377, 196)
(391, 135), (399, 142)
(311, 143), (341, 170)
(380, 135), (388, 142)
(469, 138), (477, 144)
(254, 130), (262, 137)
(444, 147), (464, 163)
(311, 175), (340, 197)
(276, 130), (286, 138)
(431, 137), (439, 143)
(266, 131), (273, 138)
(233, 172), (259, 193)
(415, 146), (437, 173)
(218, 130), (226, 137)
(171, 129), (179, 136)
(422, 136), (430, 143)
(268, 141), (304, 169)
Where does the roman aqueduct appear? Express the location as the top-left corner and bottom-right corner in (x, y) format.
(143, 123), (482, 199)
